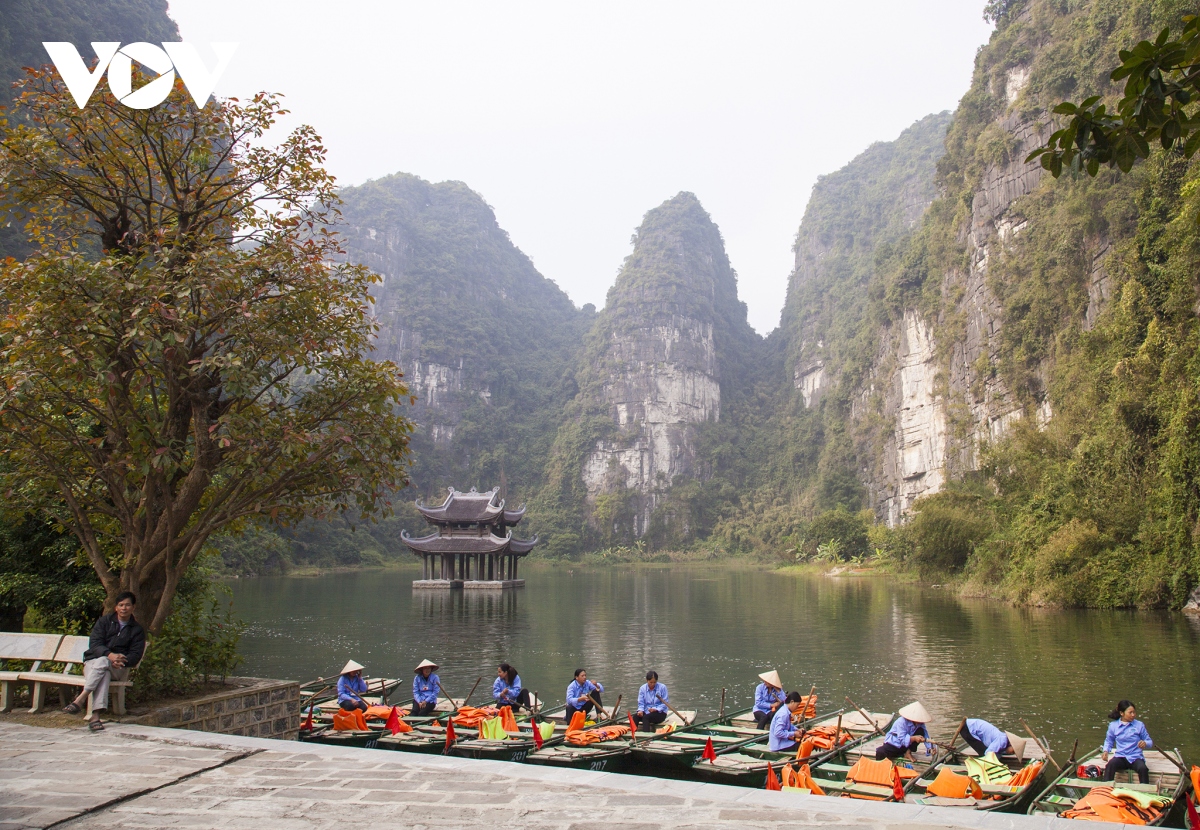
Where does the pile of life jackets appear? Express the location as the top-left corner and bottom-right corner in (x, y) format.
(1006, 760), (1044, 790)
(655, 723), (676, 735)
(450, 705), (501, 728)
(566, 724), (632, 746)
(1060, 786), (1172, 824)
(781, 762), (826, 795)
(332, 708), (370, 731)
(795, 725), (854, 758)
(477, 706), (521, 740)
(789, 694), (818, 723)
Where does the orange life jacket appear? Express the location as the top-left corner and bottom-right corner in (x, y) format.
(925, 767), (983, 800)
(566, 724), (631, 746)
(1190, 764), (1199, 799)
(364, 705), (394, 720)
(450, 705), (501, 728)
(566, 710), (587, 733)
(1008, 760), (1044, 790)
(332, 708), (369, 731)
(1060, 786), (1165, 825)
(789, 694), (818, 723)
(845, 757), (898, 788)
(781, 763), (827, 795)
(499, 705), (519, 732)
(795, 725), (854, 758)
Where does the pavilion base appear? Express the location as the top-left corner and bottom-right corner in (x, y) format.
(411, 579), (525, 590)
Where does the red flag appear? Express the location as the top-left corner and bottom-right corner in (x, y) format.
(628, 712), (638, 735)
(765, 763), (782, 791)
(386, 706), (401, 736)
(444, 718), (456, 751)
(1185, 794), (1199, 830)
(532, 719), (544, 750)
(892, 768), (906, 801)
(701, 737), (717, 763)
(302, 704), (314, 731)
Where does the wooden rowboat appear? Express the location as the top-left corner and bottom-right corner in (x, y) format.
(904, 738), (1048, 811)
(447, 701), (571, 763)
(1026, 747), (1188, 826)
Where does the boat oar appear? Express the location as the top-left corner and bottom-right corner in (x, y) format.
(460, 675), (483, 709)
(655, 690), (692, 726)
(1020, 717), (1062, 774)
(845, 696), (886, 736)
(587, 691), (609, 720)
(1155, 747), (1189, 777)
(719, 688), (726, 721)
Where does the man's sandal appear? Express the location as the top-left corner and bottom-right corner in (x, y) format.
(88, 719), (105, 731)
(61, 702), (82, 715)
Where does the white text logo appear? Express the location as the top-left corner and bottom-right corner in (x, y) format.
(42, 42), (238, 109)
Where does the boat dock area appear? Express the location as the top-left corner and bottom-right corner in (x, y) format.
(3, 721), (1094, 830)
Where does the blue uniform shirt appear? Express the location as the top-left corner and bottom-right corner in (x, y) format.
(754, 683), (786, 715)
(965, 718), (1009, 755)
(413, 672), (439, 706)
(883, 716), (930, 749)
(768, 704), (797, 751)
(337, 674), (367, 705)
(493, 675), (522, 704)
(1104, 718), (1152, 761)
(566, 679), (603, 706)
(638, 682), (669, 713)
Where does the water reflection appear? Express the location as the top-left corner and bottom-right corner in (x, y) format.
(230, 564), (1200, 760)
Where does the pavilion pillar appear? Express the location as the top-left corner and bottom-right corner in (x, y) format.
(512, 556), (518, 580)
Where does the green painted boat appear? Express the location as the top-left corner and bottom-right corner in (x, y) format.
(1026, 746), (1188, 826)
(905, 740), (1049, 812)
(447, 704), (570, 763)
(627, 707), (758, 773)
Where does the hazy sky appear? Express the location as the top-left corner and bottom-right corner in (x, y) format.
(167, 1), (992, 333)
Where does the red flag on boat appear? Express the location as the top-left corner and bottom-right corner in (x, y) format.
(302, 705), (313, 731)
(628, 712), (638, 735)
(892, 767), (906, 801)
(444, 718), (456, 751)
(765, 763), (782, 791)
(701, 737), (717, 763)
(1185, 794), (1199, 830)
(386, 706), (402, 736)
(532, 719), (544, 750)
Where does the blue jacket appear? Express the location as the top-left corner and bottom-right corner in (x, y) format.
(413, 673), (439, 706)
(637, 682), (668, 714)
(493, 675), (522, 704)
(883, 716), (929, 750)
(768, 704), (797, 751)
(753, 683), (786, 715)
(337, 674), (368, 706)
(965, 718), (1009, 755)
(566, 679), (603, 707)
(1104, 719), (1152, 761)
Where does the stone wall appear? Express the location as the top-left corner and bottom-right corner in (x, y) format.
(132, 676), (300, 741)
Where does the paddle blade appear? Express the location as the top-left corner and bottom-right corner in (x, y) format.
(892, 767), (905, 801)
(702, 736), (717, 763)
(765, 764), (782, 791)
(386, 706), (401, 736)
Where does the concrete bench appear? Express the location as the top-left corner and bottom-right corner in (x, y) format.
(0, 633), (64, 712)
(18, 635), (137, 716)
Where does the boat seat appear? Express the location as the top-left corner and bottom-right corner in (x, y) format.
(1060, 778), (1160, 792)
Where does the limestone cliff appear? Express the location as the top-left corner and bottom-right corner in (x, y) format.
(335, 173), (592, 501)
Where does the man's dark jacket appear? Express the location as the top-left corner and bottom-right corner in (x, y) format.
(83, 613), (146, 667)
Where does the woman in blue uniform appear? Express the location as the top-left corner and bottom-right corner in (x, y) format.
(336, 660), (369, 712)
(633, 670), (669, 732)
(1102, 700), (1153, 784)
(752, 670), (787, 729)
(876, 701), (931, 761)
(493, 663), (532, 712)
(565, 668), (604, 720)
(412, 659), (440, 717)
(768, 692), (805, 751)
(957, 718), (1026, 760)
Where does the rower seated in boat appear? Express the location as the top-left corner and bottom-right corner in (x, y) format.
(768, 691), (806, 751)
(876, 701), (931, 761)
(633, 670), (669, 732)
(412, 659), (440, 717)
(957, 717), (1026, 761)
(1102, 699), (1153, 784)
(565, 668), (604, 720)
(752, 670), (787, 729)
(336, 660), (369, 712)
(493, 663), (532, 712)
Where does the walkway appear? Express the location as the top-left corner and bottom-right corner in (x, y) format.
(1, 722), (1077, 829)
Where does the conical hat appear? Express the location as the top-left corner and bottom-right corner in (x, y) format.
(339, 659), (364, 675)
(758, 670), (783, 689)
(414, 659), (439, 673)
(898, 701), (931, 723)
(1005, 732), (1027, 762)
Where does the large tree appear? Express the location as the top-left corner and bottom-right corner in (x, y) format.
(0, 70), (413, 635)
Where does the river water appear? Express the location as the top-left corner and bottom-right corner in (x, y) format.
(230, 563), (1200, 762)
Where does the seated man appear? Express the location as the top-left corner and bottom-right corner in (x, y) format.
(876, 701), (931, 761)
(337, 660), (369, 711)
(959, 718), (1026, 760)
(412, 659), (439, 717)
(62, 591), (146, 731)
(768, 692), (806, 752)
(632, 670), (669, 732)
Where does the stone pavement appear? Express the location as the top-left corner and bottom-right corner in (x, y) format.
(0, 722), (1085, 830)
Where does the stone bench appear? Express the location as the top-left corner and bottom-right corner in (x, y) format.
(0, 632), (64, 712)
(18, 634), (138, 716)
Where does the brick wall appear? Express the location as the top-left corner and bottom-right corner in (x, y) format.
(133, 677), (300, 740)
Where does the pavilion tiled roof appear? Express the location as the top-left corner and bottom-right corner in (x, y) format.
(415, 487), (505, 524)
(400, 529), (514, 554)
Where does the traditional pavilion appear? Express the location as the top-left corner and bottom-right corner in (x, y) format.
(402, 487), (538, 588)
